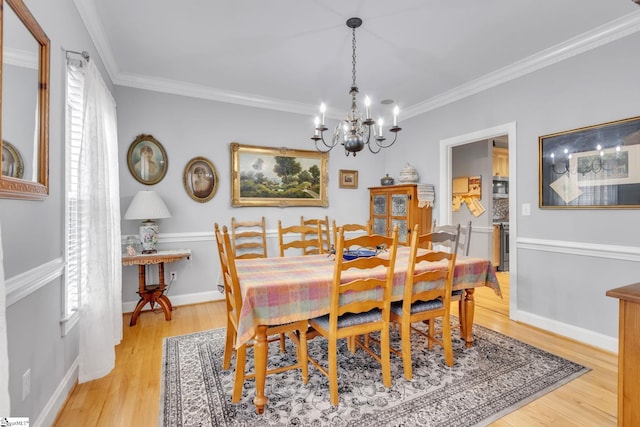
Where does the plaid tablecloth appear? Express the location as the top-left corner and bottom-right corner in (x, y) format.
(234, 247), (501, 346)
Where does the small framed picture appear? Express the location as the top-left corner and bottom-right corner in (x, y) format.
(183, 157), (218, 202)
(2, 140), (24, 179)
(127, 134), (168, 185)
(339, 169), (358, 189)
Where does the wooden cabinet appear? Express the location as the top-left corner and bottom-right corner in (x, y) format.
(492, 224), (501, 268)
(606, 283), (640, 426)
(493, 147), (509, 177)
(369, 184), (431, 245)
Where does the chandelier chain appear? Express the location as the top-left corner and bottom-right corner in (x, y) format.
(352, 26), (357, 88)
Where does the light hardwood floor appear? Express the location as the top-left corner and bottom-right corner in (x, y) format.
(53, 273), (618, 426)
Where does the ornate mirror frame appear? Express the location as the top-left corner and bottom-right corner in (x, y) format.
(0, 0), (50, 200)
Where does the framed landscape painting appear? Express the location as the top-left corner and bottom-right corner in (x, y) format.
(539, 116), (640, 208)
(230, 142), (328, 207)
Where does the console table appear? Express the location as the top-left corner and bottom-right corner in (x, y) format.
(606, 282), (640, 426)
(122, 249), (191, 326)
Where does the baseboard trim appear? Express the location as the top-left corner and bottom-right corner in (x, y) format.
(511, 308), (618, 353)
(34, 356), (79, 427)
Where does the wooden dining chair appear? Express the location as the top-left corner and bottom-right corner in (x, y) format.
(214, 223), (309, 402)
(431, 222), (470, 335)
(307, 226), (399, 406)
(432, 220), (472, 256)
(389, 224), (459, 380)
(300, 215), (331, 254)
(231, 216), (268, 259)
(331, 220), (371, 249)
(278, 220), (324, 256)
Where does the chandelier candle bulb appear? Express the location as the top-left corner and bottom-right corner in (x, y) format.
(320, 103), (326, 125)
(365, 96), (371, 118)
(378, 118), (383, 137)
(393, 106), (399, 126)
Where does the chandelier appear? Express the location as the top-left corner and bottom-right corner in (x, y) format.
(311, 17), (401, 156)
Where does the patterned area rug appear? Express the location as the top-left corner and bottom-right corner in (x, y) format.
(160, 323), (589, 426)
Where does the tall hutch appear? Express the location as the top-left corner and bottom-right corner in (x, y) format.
(369, 184), (432, 245)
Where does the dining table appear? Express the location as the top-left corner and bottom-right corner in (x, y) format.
(234, 246), (501, 414)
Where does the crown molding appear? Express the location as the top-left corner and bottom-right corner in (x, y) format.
(72, 0), (121, 82)
(403, 10), (640, 119)
(73, 4), (640, 116)
(113, 72), (318, 116)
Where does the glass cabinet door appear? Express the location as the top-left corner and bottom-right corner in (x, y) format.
(391, 194), (408, 216)
(373, 194), (387, 215)
(391, 218), (408, 243)
(373, 217), (387, 235)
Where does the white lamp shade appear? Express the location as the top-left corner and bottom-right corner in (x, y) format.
(124, 190), (171, 220)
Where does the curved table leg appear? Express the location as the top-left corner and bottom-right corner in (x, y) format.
(130, 298), (147, 326)
(156, 294), (172, 320)
(253, 325), (268, 414)
(462, 288), (475, 348)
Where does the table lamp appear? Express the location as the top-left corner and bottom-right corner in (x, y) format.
(124, 190), (171, 254)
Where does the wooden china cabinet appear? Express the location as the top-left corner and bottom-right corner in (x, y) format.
(369, 184), (432, 245)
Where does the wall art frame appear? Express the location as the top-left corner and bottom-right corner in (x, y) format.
(339, 169), (358, 189)
(127, 134), (168, 185)
(230, 142), (328, 207)
(2, 140), (24, 178)
(539, 115), (640, 208)
(0, 0), (50, 200)
(183, 156), (218, 203)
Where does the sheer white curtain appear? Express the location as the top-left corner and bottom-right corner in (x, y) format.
(77, 60), (123, 382)
(0, 223), (10, 413)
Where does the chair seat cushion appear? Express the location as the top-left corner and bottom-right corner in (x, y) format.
(391, 298), (443, 315)
(452, 289), (463, 296)
(311, 309), (382, 329)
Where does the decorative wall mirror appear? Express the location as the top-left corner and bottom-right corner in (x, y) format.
(0, 0), (50, 200)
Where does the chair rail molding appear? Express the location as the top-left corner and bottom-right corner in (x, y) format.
(5, 258), (65, 307)
(517, 237), (640, 262)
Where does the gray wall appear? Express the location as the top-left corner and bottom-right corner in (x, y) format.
(1, 1), (639, 423)
(0, 0), (111, 422)
(385, 31), (640, 348)
(115, 87), (385, 308)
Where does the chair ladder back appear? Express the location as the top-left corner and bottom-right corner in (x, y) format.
(331, 227), (399, 328)
(407, 246), (456, 306)
(301, 215), (331, 254)
(332, 220), (371, 250)
(214, 224), (243, 329)
(278, 221), (324, 256)
(429, 223), (461, 254)
(231, 216), (268, 259)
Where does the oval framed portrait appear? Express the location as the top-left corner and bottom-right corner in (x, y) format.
(127, 134), (168, 185)
(183, 157), (218, 203)
(2, 140), (24, 179)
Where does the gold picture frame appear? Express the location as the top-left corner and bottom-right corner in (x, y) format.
(230, 142), (328, 207)
(127, 134), (168, 185)
(539, 115), (640, 208)
(339, 169), (358, 189)
(183, 157), (218, 203)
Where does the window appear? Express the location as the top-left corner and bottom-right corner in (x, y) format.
(62, 60), (86, 334)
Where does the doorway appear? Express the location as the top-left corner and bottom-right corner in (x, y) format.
(439, 122), (517, 319)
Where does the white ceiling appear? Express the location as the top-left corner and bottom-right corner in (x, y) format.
(73, 0), (640, 122)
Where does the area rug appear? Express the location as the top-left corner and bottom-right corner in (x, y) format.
(160, 323), (589, 426)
